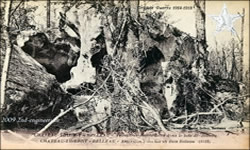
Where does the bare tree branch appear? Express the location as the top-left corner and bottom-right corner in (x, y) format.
(80, 116), (111, 131)
(209, 94), (250, 112)
(113, 18), (127, 56)
(10, 0), (24, 17)
(27, 72), (112, 141)
(169, 112), (222, 122)
(141, 101), (168, 133)
(163, 94), (250, 123)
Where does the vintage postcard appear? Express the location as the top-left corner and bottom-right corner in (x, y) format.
(0, 0), (249, 149)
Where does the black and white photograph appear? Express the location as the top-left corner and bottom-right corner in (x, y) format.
(0, 0), (249, 149)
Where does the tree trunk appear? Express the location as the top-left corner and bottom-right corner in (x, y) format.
(0, 45), (76, 130)
(222, 48), (228, 79)
(194, 0), (207, 57)
(129, 0), (139, 23)
(193, 0), (207, 83)
(240, 8), (245, 82)
(47, 0), (51, 28)
(230, 41), (237, 80)
(1, 0), (12, 107)
(126, 0), (140, 90)
(126, 0), (151, 131)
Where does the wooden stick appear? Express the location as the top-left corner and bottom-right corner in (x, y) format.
(141, 101), (168, 133)
(80, 116), (111, 131)
(169, 112), (222, 122)
(140, 115), (156, 130)
(27, 72), (112, 141)
(113, 18), (127, 56)
(10, 0), (24, 17)
(209, 94), (250, 112)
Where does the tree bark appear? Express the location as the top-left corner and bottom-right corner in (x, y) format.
(47, 0), (51, 28)
(129, 0), (139, 23)
(193, 0), (207, 83)
(230, 41), (237, 80)
(1, 45), (76, 130)
(1, 0), (13, 107)
(240, 8), (245, 82)
(127, 0), (140, 89)
(194, 0), (207, 57)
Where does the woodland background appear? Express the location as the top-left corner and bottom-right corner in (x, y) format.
(0, 0), (249, 139)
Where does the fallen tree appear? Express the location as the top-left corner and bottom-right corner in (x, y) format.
(0, 45), (77, 131)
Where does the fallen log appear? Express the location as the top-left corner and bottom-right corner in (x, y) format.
(0, 45), (77, 131)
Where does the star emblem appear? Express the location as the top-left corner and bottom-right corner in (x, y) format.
(208, 4), (242, 36)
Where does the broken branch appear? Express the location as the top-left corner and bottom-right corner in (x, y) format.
(80, 116), (111, 131)
(27, 72), (112, 141)
(166, 112), (222, 122)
